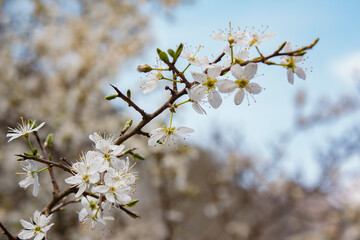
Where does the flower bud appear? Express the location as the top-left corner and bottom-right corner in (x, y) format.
(136, 64), (152, 73)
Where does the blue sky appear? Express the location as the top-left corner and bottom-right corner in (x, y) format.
(117, 0), (360, 183)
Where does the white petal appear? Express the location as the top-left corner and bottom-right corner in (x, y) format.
(243, 63), (257, 80)
(293, 56), (303, 63)
(93, 185), (108, 194)
(34, 232), (45, 240)
(295, 67), (306, 80)
(65, 175), (82, 185)
(42, 223), (54, 232)
(287, 69), (294, 85)
(148, 133), (165, 146)
(20, 220), (35, 229)
(75, 182), (87, 198)
(190, 85), (207, 102)
(236, 50), (249, 60)
(246, 83), (262, 94)
(18, 229), (35, 239)
(234, 89), (245, 105)
(32, 174), (39, 197)
(32, 122), (46, 132)
(115, 193), (131, 204)
(140, 80), (158, 94)
(175, 127), (195, 135)
(207, 65), (221, 79)
(208, 89), (222, 109)
(217, 79), (237, 93)
(212, 32), (228, 41)
(191, 71), (207, 83)
(230, 64), (243, 80)
(192, 102), (206, 115)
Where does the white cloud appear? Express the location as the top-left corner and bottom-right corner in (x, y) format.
(331, 51), (360, 83)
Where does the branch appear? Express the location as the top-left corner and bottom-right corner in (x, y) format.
(115, 86), (190, 145)
(110, 84), (149, 119)
(16, 155), (73, 173)
(43, 187), (77, 215)
(220, 38), (320, 75)
(0, 222), (18, 240)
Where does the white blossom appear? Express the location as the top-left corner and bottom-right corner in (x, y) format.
(148, 126), (194, 147)
(280, 42), (306, 84)
(7, 119), (45, 142)
(78, 196), (114, 232)
(93, 172), (134, 205)
(18, 210), (54, 240)
(65, 153), (101, 197)
(140, 70), (163, 94)
(218, 63), (262, 105)
(181, 46), (209, 68)
(190, 65), (223, 109)
(18, 160), (40, 197)
(243, 30), (275, 47)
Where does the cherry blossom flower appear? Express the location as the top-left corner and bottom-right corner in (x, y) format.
(190, 65), (223, 109)
(65, 153), (101, 197)
(7, 118), (45, 142)
(218, 63), (262, 105)
(78, 196), (114, 232)
(280, 42), (306, 84)
(18, 210), (54, 240)
(148, 126), (194, 147)
(140, 70), (164, 94)
(89, 132), (124, 167)
(18, 160), (40, 197)
(244, 30), (275, 47)
(181, 46), (209, 68)
(93, 172), (133, 205)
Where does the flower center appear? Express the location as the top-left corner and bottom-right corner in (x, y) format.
(286, 57), (295, 71)
(34, 226), (41, 232)
(235, 79), (249, 88)
(162, 126), (175, 136)
(202, 76), (217, 90)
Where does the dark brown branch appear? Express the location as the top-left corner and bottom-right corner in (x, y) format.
(0, 222), (18, 240)
(16, 154), (73, 173)
(50, 198), (80, 214)
(43, 187), (77, 215)
(212, 52), (225, 64)
(115, 86), (190, 145)
(111, 84), (149, 119)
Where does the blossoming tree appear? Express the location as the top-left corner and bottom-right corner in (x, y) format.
(0, 22), (319, 239)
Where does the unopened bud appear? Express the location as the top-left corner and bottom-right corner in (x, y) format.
(136, 64), (152, 73)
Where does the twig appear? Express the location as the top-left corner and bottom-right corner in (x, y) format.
(50, 198), (80, 214)
(43, 187), (77, 215)
(0, 222), (18, 240)
(111, 84), (149, 120)
(220, 38), (319, 75)
(16, 155), (73, 173)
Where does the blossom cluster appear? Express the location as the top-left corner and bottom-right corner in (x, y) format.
(65, 132), (137, 230)
(140, 25), (310, 148)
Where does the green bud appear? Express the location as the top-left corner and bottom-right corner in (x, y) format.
(127, 89), (131, 99)
(32, 148), (38, 156)
(277, 42), (287, 52)
(49, 154), (52, 161)
(45, 133), (53, 147)
(168, 49), (175, 58)
(133, 153), (145, 161)
(125, 119), (132, 128)
(127, 199), (139, 208)
(24, 152), (33, 156)
(158, 50), (169, 63)
(234, 58), (244, 64)
(293, 51), (306, 56)
(136, 64), (152, 73)
(104, 94), (118, 101)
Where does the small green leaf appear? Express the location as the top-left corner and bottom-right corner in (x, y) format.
(127, 89), (131, 99)
(174, 43), (183, 62)
(277, 42), (287, 52)
(127, 199), (139, 208)
(168, 49), (175, 58)
(104, 94), (118, 100)
(133, 153), (145, 161)
(24, 152), (33, 156)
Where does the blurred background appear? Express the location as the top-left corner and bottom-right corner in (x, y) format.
(1, 0), (360, 239)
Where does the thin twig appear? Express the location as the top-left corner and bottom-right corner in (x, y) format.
(16, 155), (73, 173)
(111, 84), (149, 119)
(0, 222), (18, 240)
